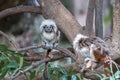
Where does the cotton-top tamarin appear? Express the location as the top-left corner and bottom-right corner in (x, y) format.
(40, 19), (60, 49)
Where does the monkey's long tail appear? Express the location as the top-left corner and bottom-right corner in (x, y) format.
(45, 49), (51, 80)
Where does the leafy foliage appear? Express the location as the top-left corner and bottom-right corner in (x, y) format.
(0, 44), (30, 79)
(0, 43), (120, 80)
(0, 44), (81, 80)
(95, 69), (120, 80)
(43, 64), (81, 80)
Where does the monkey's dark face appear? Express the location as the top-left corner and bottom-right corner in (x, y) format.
(43, 25), (54, 33)
(40, 19), (58, 34)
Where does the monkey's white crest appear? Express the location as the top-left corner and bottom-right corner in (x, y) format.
(73, 34), (88, 49)
(73, 34), (89, 56)
(40, 19), (60, 49)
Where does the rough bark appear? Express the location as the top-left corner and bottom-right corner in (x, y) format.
(37, 0), (83, 43)
(111, 1), (120, 55)
(86, 0), (95, 37)
(95, 0), (103, 38)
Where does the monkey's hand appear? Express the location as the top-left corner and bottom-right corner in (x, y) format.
(81, 58), (97, 72)
(80, 58), (92, 72)
(42, 42), (54, 49)
(42, 42), (50, 49)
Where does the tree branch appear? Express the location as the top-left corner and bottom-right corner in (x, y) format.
(56, 46), (77, 60)
(24, 52), (69, 61)
(0, 30), (19, 50)
(18, 45), (43, 52)
(18, 45), (77, 61)
(0, 5), (41, 19)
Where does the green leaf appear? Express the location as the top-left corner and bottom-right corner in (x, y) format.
(58, 66), (67, 75)
(61, 75), (67, 80)
(0, 56), (7, 61)
(30, 70), (36, 80)
(19, 57), (23, 69)
(36, 64), (45, 75)
(36, 65), (45, 79)
(104, 67), (110, 73)
(47, 67), (51, 79)
(7, 60), (18, 69)
(0, 44), (8, 51)
(114, 71), (120, 79)
(101, 74), (108, 80)
(67, 75), (71, 80)
(67, 66), (73, 75)
(0, 50), (10, 61)
(71, 75), (80, 80)
(94, 73), (102, 79)
(110, 76), (115, 80)
(0, 67), (8, 79)
(72, 75), (78, 80)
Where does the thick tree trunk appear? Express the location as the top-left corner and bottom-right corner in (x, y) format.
(86, 0), (95, 36)
(111, 1), (120, 54)
(95, 0), (103, 38)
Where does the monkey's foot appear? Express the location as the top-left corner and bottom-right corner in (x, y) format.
(53, 42), (58, 48)
(84, 58), (92, 69)
(80, 65), (86, 72)
(45, 43), (58, 49)
(80, 58), (94, 72)
(80, 61), (94, 72)
(86, 60), (92, 69)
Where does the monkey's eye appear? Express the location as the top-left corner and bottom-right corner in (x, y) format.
(43, 25), (47, 28)
(50, 25), (54, 29)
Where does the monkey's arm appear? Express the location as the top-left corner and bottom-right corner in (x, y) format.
(53, 30), (60, 48)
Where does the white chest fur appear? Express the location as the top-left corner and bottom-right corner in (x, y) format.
(43, 32), (55, 41)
